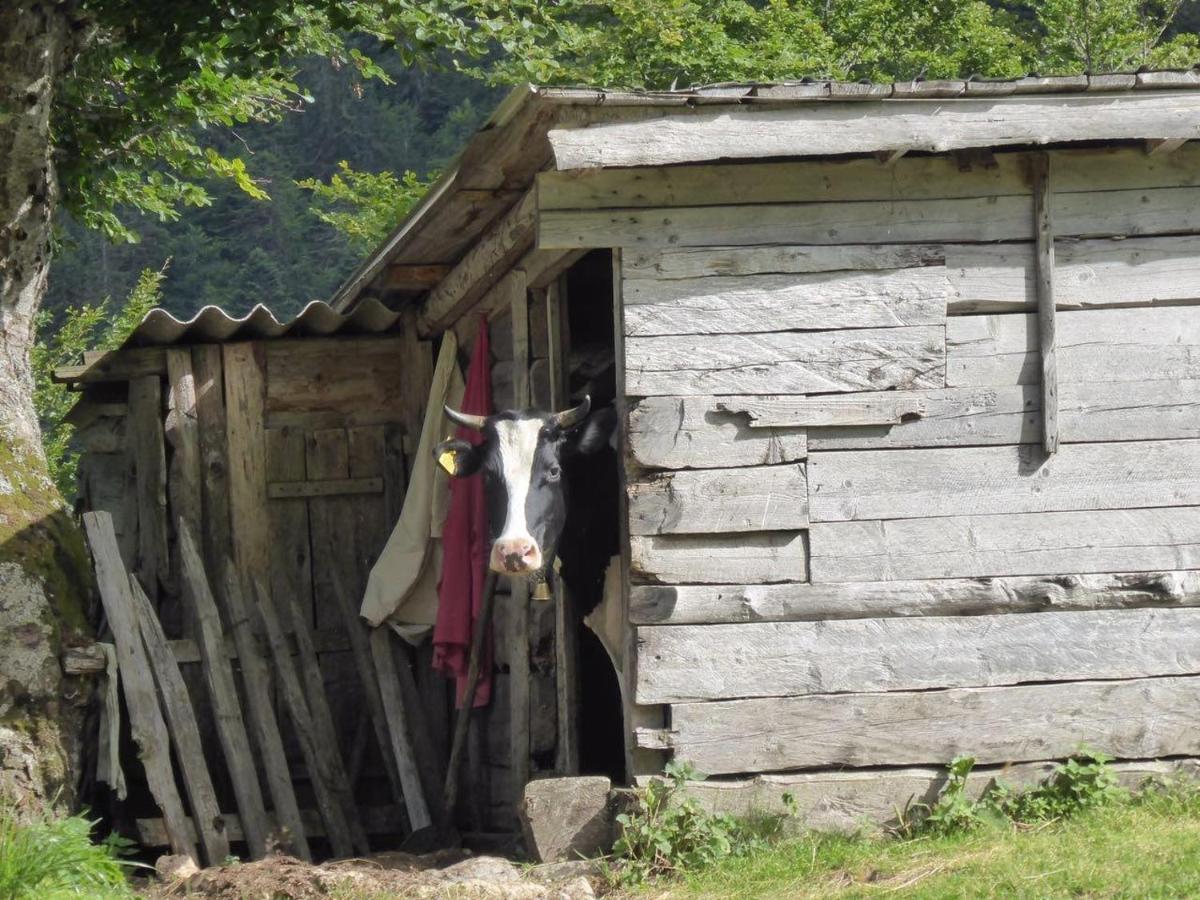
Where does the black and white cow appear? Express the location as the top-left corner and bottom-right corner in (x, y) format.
(435, 396), (617, 578)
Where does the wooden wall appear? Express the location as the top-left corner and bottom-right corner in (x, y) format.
(539, 144), (1200, 791)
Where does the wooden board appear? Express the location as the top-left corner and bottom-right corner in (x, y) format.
(127, 376), (168, 602)
(629, 570), (1200, 625)
(165, 350), (202, 541)
(628, 464), (808, 535)
(623, 267), (950, 335)
(265, 477), (383, 499)
(720, 395), (925, 428)
(368, 627), (433, 831)
(192, 345), (231, 586)
(627, 396), (806, 470)
(625, 244), (944, 281)
(946, 306), (1200, 387)
(663, 675), (1200, 774)
(137, 804), (406, 848)
(1031, 153), (1059, 454)
(635, 607), (1200, 703)
(810, 506), (1200, 582)
(223, 343), (271, 612)
(630, 532), (808, 584)
(53, 346), (166, 384)
(626, 326), (945, 396)
(508, 272), (532, 815)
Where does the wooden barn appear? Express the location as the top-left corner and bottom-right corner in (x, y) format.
(62, 71), (1200, 859)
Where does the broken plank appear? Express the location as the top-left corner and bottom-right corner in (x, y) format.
(718, 395), (925, 427)
(265, 477), (383, 499)
(630, 532), (808, 584)
(627, 396), (806, 470)
(1031, 153), (1059, 454)
(369, 628), (433, 830)
(628, 464), (808, 535)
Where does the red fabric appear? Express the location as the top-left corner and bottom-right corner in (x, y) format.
(433, 318), (494, 708)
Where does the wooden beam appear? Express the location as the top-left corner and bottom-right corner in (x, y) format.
(509, 270), (532, 810)
(53, 347), (166, 384)
(628, 465), (809, 535)
(1146, 137), (1187, 155)
(128, 376), (168, 604)
(368, 628), (433, 830)
(630, 532), (808, 585)
(717, 395), (925, 428)
(192, 346), (232, 589)
(1031, 153), (1058, 454)
(380, 264), (452, 291)
(223, 343), (271, 608)
(627, 396), (806, 470)
(265, 477), (383, 499)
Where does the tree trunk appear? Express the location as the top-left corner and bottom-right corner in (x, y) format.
(0, 0), (91, 817)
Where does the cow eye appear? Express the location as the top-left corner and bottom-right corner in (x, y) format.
(546, 463), (562, 482)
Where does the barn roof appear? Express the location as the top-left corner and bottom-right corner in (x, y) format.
(331, 70), (1200, 314)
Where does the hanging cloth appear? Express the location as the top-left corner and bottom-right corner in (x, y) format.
(432, 318), (493, 707)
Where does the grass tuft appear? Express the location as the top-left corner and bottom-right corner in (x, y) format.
(0, 807), (136, 899)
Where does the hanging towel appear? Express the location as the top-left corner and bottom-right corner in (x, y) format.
(433, 318), (493, 708)
(360, 331), (464, 636)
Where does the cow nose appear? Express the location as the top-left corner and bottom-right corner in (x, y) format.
(491, 538), (542, 574)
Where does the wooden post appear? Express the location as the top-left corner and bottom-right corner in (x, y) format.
(508, 270), (532, 812)
(1032, 153), (1059, 455)
(83, 512), (196, 863)
(128, 375), (168, 603)
(368, 627), (433, 830)
(192, 345), (232, 587)
(223, 343), (272, 604)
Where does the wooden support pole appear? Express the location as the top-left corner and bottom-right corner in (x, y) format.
(128, 375), (168, 604)
(508, 271), (532, 813)
(83, 512), (196, 864)
(1031, 153), (1059, 454)
(369, 627), (433, 830)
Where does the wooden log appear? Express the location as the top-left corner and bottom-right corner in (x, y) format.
(623, 267), (950, 336)
(547, 94), (1200, 169)
(718, 395), (925, 427)
(128, 375), (168, 602)
(627, 396), (805, 470)
(629, 570), (1200, 625)
(368, 628), (433, 830)
(661, 675), (1200, 774)
(626, 243), (945, 281)
(807, 439), (1200, 523)
(628, 464), (808, 535)
(192, 346), (232, 587)
(635, 607), (1200, 703)
(223, 343), (271, 612)
(1031, 154), (1059, 453)
(83, 512), (196, 863)
(265, 477), (383, 499)
(630, 532), (808, 584)
(626, 326), (946, 397)
(177, 524), (270, 859)
(127, 577), (229, 866)
(809, 506), (1200, 582)
(946, 306), (1200, 387)
(218, 564), (310, 861)
(251, 580), (359, 859)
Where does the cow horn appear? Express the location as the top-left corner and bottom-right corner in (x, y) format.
(551, 395), (591, 429)
(443, 405), (487, 431)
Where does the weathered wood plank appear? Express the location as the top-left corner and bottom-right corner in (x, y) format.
(636, 607), (1200, 703)
(628, 464), (808, 535)
(629, 570), (1200, 625)
(83, 512), (195, 863)
(630, 532), (808, 584)
(664, 675), (1200, 774)
(137, 804), (406, 848)
(265, 477), (383, 499)
(1031, 154), (1059, 453)
(946, 306), (1200, 387)
(548, 94), (1200, 169)
(719, 395), (925, 428)
(192, 345), (231, 588)
(810, 507), (1200, 582)
(165, 349), (202, 540)
(128, 376), (168, 602)
(627, 396), (807, 470)
(53, 346), (166, 384)
(627, 326), (946, 396)
(508, 271), (532, 814)
(623, 267), (950, 335)
(808, 439), (1200, 523)
(626, 244), (944, 281)
(368, 627), (433, 831)
(223, 343), (271, 613)
(177, 524), (270, 858)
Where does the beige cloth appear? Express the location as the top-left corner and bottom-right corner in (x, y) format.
(360, 333), (465, 639)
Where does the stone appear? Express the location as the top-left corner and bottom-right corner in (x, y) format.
(519, 776), (615, 863)
(437, 855), (521, 883)
(155, 853), (200, 881)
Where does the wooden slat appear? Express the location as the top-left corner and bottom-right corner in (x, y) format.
(663, 675), (1200, 774)
(1032, 154), (1059, 453)
(192, 346), (232, 586)
(626, 244), (945, 281)
(265, 477), (383, 499)
(165, 350), (202, 540)
(627, 396), (806, 470)
(629, 570), (1200, 625)
(83, 512), (195, 863)
(630, 532), (808, 584)
(623, 267), (949, 336)
(128, 376), (168, 602)
(627, 326), (946, 397)
(636, 607), (1200, 703)
(368, 628), (433, 830)
(218, 564), (310, 861)
(136, 805), (405, 849)
(381, 264), (452, 291)
(719, 395), (925, 428)
(810, 507), (1200, 582)
(508, 270), (532, 812)
(223, 343), (271, 612)
(53, 346), (166, 384)
(629, 464), (808, 535)
(808, 439), (1200, 523)
(177, 525), (270, 859)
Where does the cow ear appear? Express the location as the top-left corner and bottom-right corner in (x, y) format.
(570, 406), (618, 457)
(434, 439), (486, 477)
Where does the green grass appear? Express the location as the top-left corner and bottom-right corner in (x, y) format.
(650, 787), (1200, 899)
(0, 808), (135, 900)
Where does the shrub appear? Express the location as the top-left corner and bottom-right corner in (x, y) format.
(0, 807), (136, 899)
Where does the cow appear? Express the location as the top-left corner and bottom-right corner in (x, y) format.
(435, 396), (617, 583)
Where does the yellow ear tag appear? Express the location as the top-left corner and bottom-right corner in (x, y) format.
(437, 449), (457, 476)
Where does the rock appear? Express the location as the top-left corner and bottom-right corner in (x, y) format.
(437, 855), (521, 883)
(155, 853), (200, 881)
(519, 776), (615, 863)
(528, 859), (601, 884)
(552, 876), (596, 899)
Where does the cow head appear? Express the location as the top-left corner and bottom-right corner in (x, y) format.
(435, 396), (615, 576)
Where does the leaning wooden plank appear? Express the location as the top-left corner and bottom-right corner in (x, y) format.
(628, 464), (808, 535)
(626, 326), (945, 396)
(623, 267), (950, 336)
(219, 564), (310, 861)
(946, 306), (1200, 387)
(547, 94), (1200, 169)
(136, 804), (408, 848)
(82, 512), (195, 863)
(368, 628), (433, 830)
(629, 570), (1200, 625)
(810, 507), (1200, 582)
(223, 343), (272, 611)
(719, 395), (925, 428)
(1031, 153), (1059, 454)
(630, 532), (808, 585)
(177, 525), (270, 859)
(252, 579), (358, 859)
(627, 396), (806, 470)
(127, 577), (229, 866)
(625, 244), (945, 281)
(128, 375), (168, 603)
(636, 607), (1200, 703)
(665, 675), (1200, 774)
(809, 438), (1200, 523)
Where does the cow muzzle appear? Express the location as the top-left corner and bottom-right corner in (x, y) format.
(490, 537), (543, 575)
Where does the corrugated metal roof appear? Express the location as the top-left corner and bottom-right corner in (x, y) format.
(125, 297), (401, 347)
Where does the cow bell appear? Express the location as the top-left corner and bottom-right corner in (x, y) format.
(532, 580), (552, 601)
